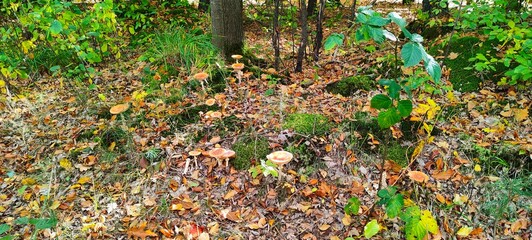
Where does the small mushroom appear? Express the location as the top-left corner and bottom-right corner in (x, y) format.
(221, 149), (236, 167)
(110, 103), (129, 115)
(193, 72), (209, 92)
(186, 150), (202, 173)
(209, 111), (223, 119)
(231, 63), (245, 71)
(231, 54), (243, 63)
(266, 151), (293, 166)
(205, 98), (216, 106)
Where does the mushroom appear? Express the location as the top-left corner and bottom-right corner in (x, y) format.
(266, 151), (293, 166)
(221, 149), (236, 167)
(209, 111), (223, 119)
(193, 72), (209, 92)
(231, 63), (245, 71)
(205, 98), (216, 106)
(184, 150), (202, 174)
(110, 103), (129, 115)
(231, 54), (243, 63)
(208, 147), (226, 167)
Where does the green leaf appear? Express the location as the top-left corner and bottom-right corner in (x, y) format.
(370, 94), (392, 109)
(400, 206), (421, 223)
(401, 42), (423, 67)
(324, 33), (345, 51)
(397, 100), (413, 117)
(377, 108), (402, 129)
(14, 217), (29, 225)
(50, 20), (63, 35)
(367, 16), (390, 27)
(405, 218), (428, 240)
(0, 236), (15, 240)
(29, 217), (57, 230)
(344, 197), (361, 215)
(0, 224), (10, 234)
(369, 27), (385, 43)
(410, 33), (424, 43)
(364, 219), (380, 238)
(424, 56), (442, 83)
(420, 210), (438, 234)
(386, 193), (404, 218)
(387, 12), (406, 28)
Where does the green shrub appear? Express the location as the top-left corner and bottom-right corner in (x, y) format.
(283, 113), (331, 136)
(231, 135), (270, 170)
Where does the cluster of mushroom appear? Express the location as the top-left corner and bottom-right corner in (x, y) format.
(230, 54), (245, 84)
(207, 147), (236, 167)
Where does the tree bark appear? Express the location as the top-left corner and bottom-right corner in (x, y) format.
(272, 0), (281, 70)
(295, 0), (308, 72)
(211, 0), (244, 60)
(313, 0), (325, 62)
(307, 0), (317, 16)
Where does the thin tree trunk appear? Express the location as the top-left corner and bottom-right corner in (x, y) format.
(307, 0), (317, 16)
(351, 0), (357, 20)
(295, 0), (308, 72)
(273, 0), (280, 70)
(211, 0), (244, 60)
(313, 0), (325, 62)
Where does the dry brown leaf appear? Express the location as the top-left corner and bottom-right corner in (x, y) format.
(224, 190), (238, 200)
(319, 224), (331, 231)
(127, 224), (157, 240)
(448, 52), (459, 60)
(432, 169), (455, 180)
(436, 193), (446, 204)
(514, 108), (529, 122)
(408, 170), (429, 183)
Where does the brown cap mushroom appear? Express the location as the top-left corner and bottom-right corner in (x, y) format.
(188, 150), (202, 157)
(205, 98), (216, 106)
(231, 63), (245, 71)
(110, 103), (129, 115)
(266, 151), (293, 166)
(210, 111), (223, 119)
(231, 54), (243, 61)
(194, 72), (209, 81)
(222, 150), (236, 159)
(208, 148), (226, 159)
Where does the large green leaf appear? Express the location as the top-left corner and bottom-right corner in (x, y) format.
(400, 206), (421, 223)
(369, 27), (385, 43)
(324, 33), (345, 51)
(424, 56), (442, 83)
(364, 219), (381, 238)
(50, 20), (63, 35)
(397, 100), (413, 117)
(405, 218), (428, 240)
(345, 197), (361, 215)
(377, 108), (402, 128)
(371, 94), (392, 109)
(367, 15), (390, 27)
(386, 193), (404, 218)
(401, 42), (423, 67)
(29, 217), (57, 230)
(387, 12), (406, 28)
(0, 224), (10, 235)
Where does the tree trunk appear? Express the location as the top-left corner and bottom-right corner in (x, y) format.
(199, 0), (210, 13)
(211, 0), (244, 60)
(307, 0), (317, 16)
(295, 0), (308, 72)
(313, 0), (325, 62)
(272, 0), (281, 70)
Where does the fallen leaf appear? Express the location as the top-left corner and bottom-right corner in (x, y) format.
(408, 170), (429, 183)
(319, 224), (330, 231)
(224, 190), (238, 200)
(514, 108), (528, 122)
(432, 169), (455, 180)
(77, 176), (91, 184)
(448, 52), (459, 60)
(456, 226), (473, 237)
(127, 224), (157, 240)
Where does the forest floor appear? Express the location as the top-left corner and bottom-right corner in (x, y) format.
(1, 3), (531, 240)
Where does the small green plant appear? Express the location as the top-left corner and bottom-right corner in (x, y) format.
(345, 186), (439, 239)
(0, 215), (58, 240)
(144, 147), (162, 162)
(481, 175), (532, 222)
(326, 75), (375, 96)
(283, 113), (331, 136)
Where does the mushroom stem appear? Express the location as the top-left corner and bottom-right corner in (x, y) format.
(183, 158), (190, 175)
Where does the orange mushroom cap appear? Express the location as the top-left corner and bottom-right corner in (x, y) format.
(205, 98), (216, 106)
(231, 63), (245, 71)
(110, 103), (129, 115)
(210, 111), (223, 119)
(222, 150), (236, 159)
(208, 148), (226, 159)
(266, 151), (293, 166)
(194, 72), (209, 80)
(231, 54), (243, 60)
(188, 150), (202, 157)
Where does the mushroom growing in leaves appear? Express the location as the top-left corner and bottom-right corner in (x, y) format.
(208, 147), (226, 167)
(231, 63), (245, 71)
(184, 150), (202, 174)
(266, 151), (293, 166)
(193, 72), (209, 92)
(231, 54), (243, 63)
(110, 103), (129, 115)
(221, 149), (235, 167)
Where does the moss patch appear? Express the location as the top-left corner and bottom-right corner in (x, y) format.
(283, 113), (331, 136)
(382, 142), (413, 167)
(431, 36), (504, 92)
(326, 75), (375, 96)
(231, 135), (270, 170)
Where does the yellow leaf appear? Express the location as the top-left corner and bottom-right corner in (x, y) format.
(49, 200), (61, 210)
(411, 140), (425, 161)
(456, 226), (473, 237)
(514, 108), (528, 122)
(21, 177), (36, 185)
(77, 176), (91, 184)
(108, 141), (116, 151)
(420, 210), (438, 234)
(59, 158), (73, 171)
(342, 214), (352, 226)
(319, 224), (331, 231)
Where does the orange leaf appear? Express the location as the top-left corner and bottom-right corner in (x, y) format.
(432, 169), (455, 180)
(223, 190), (238, 200)
(127, 225), (157, 240)
(408, 170), (429, 183)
